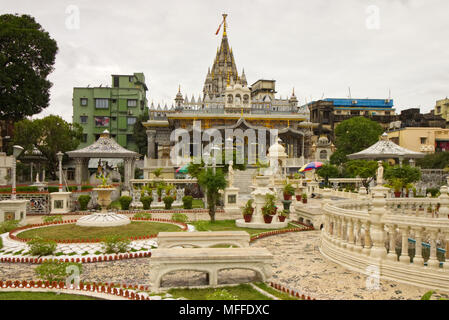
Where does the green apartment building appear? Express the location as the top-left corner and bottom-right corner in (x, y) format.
(72, 72), (148, 152)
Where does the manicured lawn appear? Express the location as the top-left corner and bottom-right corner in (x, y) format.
(253, 282), (299, 300)
(191, 220), (299, 236)
(0, 291), (99, 300)
(16, 221), (183, 241)
(168, 284), (271, 300)
(192, 199), (205, 209)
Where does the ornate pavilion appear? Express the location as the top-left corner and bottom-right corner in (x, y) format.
(143, 14), (317, 175)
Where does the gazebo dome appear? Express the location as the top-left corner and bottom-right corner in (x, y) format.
(348, 132), (425, 160)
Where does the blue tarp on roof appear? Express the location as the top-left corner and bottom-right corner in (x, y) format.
(324, 98), (394, 108)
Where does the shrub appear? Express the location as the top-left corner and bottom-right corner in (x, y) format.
(206, 289), (238, 300)
(0, 237), (3, 249)
(0, 220), (20, 234)
(119, 196), (133, 210)
(78, 195), (91, 211)
(426, 188), (440, 198)
(171, 213), (188, 223)
(182, 195), (193, 209)
(35, 260), (83, 283)
(42, 215), (63, 223)
(101, 235), (131, 254)
(133, 212), (152, 219)
(163, 196), (174, 209)
(27, 238), (57, 256)
(140, 196), (153, 210)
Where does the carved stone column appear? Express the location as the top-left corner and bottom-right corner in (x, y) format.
(355, 220), (363, 253)
(146, 129), (157, 159)
(413, 227), (424, 266)
(369, 185), (387, 259)
(387, 224), (397, 261)
(75, 158), (83, 191)
(399, 226), (410, 264)
(347, 219), (355, 250)
(427, 229), (440, 269)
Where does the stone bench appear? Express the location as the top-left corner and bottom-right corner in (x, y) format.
(157, 231), (250, 248)
(149, 247), (273, 290)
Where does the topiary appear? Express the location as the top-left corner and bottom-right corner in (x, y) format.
(119, 196), (133, 210)
(182, 195), (193, 209)
(163, 196), (174, 210)
(78, 195), (91, 211)
(140, 196), (153, 210)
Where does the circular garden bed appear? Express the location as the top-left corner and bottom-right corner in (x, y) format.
(12, 219), (187, 243)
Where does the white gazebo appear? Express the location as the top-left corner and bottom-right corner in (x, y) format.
(67, 130), (139, 190)
(348, 133), (425, 166)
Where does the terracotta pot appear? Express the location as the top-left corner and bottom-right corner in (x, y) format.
(283, 193), (292, 201)
(278, 216), (286, 222)
(302, 198), (307, 204)
(263, 215), (273, 224)
(394, 191), (401, 198)
(296, 195), (302, 201)
(243, 214), (252, 223)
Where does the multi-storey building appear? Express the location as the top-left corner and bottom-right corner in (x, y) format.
(308, 98), (396, 138)
(434, 98), (449, 124)
(72, 73), (148, 152)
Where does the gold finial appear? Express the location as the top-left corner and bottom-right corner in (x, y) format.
(178, 84), (181, 93)
(223, 13), (228, 36)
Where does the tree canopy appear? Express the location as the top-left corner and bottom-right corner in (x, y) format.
(12, 115), (83, 179)
(133, 109), (149, 156)
(330, 117), (383, 165)
(416, 152), (449, 169)
(197, 168), (228, 222)
(0, 14), (58, 121)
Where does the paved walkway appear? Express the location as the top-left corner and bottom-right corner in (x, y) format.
(1, 229), (447, 299)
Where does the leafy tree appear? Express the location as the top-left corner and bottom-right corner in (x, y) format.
(0, 14), (58, 121)
(330, 117), (383, 165)
(13, 115), (83, 179)
(416, 152), (449, 169)
(344, 160), (378, 191)
(197, 168), (227, 222)
(133, 109), (149, 156)
(384, 165), (421, 187)
(316, 164), (340, 186)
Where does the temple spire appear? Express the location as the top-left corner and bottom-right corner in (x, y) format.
(223, 13), (228, 36)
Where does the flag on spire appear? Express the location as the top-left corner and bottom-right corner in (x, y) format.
(215, 14), (228, 35)
(215, 19), (224, 35)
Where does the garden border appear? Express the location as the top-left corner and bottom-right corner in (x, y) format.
(269, 282), (315, 300)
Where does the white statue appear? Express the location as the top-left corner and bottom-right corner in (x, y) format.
(376, 160), (384, 186)
(228, 161), (234, 187)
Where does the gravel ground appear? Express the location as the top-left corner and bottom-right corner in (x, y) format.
(0, 230), (446, 300)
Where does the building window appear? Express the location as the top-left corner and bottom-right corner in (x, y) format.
(81, 134), (88, 143)
(80, 116), (88, 124)
(95, 116), (110, 127)
(127, 99), (137, 107)
(437, 106), (442, 113)
(95, 98), (109, 109)
(319, 150), (328, 160)
(127, 117), (137, 125)
(80, 98), (88, 106)
(129, 76), (134, 82)
(420, 137), (427, 144)
(127, 134), (135, 143)
(113, 76), (119, 88)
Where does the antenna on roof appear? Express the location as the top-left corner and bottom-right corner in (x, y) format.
(348, 87), (352, 99)
(99, 84), (102, 88)
(321, 92), (325, 99)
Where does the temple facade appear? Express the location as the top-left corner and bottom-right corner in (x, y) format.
(143, 14), (317, 174)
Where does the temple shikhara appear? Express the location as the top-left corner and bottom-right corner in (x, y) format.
(144, 14), (317, 175)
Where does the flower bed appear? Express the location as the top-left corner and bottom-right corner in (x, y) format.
(0, 280), (152, 300)
(10, 218), (188, 244)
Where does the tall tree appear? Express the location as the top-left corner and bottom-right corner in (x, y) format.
(133, 109), (149, 156)
(344, 160), (379, 191)
(13, 115), (83, 179)
(330, 117), (383, 165)
(197, 168), (228, 222)
(316, 164), (340, 186)
(0, 14), (58, 121)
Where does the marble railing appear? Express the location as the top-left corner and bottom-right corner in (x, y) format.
(320, 185), (449, 292)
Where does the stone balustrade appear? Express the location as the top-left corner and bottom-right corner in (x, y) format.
(320, 184), (449, 292)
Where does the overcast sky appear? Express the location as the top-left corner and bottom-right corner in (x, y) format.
(2, 0), (449, 122)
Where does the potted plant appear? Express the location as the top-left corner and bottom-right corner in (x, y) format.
(242, 199), (254, 223)
(262, 194), (276, 223)
(278, 209), (289, 222)
(295, 193), (302, 202)
(283, 183), (295, 201)
(391, 178), (403, 198)
(302, 193), (308, 204)
(405, 183), (414, 198)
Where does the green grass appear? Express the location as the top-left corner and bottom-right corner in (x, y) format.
(190, 220), (298, 236)
(0, 292), (99, 300)
(16, 221), (183, 241)
(192, 199), (205, 209)
(168, 284), (271, 300)
(253, 282), (299, 300)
